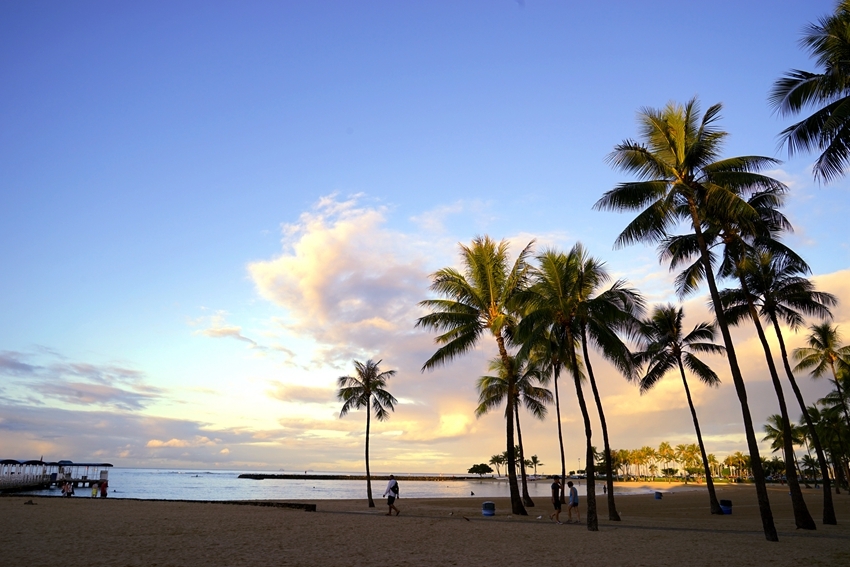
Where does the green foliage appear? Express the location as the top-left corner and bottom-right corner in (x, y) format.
(468, 463), (494, 476)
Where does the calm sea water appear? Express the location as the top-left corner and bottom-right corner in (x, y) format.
(20, 468), (659, 501)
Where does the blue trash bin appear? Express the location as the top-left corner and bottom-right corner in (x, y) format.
(482, 501), (496, 516)
(654, 491), (663, 500)
(719, 499), (732, 514)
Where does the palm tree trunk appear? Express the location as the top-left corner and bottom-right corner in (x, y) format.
(677, 359), (723, 514)
(365, 404), (375, 508)
(554, 366), (567, 504)
(580, 327), (620, 521)
(567, 329), (597, 531)
(740, 285), (815, 530)
(687, 202), (778, 541)
(771, 316), (837, 524)
(514, 403), (534, 507)
(496, 333), (527, 516)
(827, 361), (850, 432)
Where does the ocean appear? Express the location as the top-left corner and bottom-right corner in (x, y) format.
(18, 468), (662, 501)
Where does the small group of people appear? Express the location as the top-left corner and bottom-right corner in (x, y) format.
(60, 480), (107, 498)
(549, 477), (580, 525)
(60, 481), (75, 497)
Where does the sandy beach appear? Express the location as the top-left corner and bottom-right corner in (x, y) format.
(2, 483), (848, 566)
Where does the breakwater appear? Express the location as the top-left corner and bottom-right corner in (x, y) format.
(238, 473), (479, 482)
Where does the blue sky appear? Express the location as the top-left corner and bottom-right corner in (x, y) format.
(1, 0), (848, 472)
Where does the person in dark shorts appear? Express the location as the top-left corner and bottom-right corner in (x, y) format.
(549, 477), (562, 524)
(382, 475), (400, 516)
(567, 481), (580, 523)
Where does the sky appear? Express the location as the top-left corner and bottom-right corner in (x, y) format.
(1, 0), (848, 474)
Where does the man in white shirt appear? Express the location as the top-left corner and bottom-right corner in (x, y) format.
(382, 475), (400, 516)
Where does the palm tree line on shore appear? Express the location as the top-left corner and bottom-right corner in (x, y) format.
(337, 2), (850, 541)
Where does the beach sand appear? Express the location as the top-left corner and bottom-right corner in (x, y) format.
(2, 483), (848, 566)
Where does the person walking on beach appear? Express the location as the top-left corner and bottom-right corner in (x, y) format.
(549, 477), (562, 524)
(382, 475), (400, 516)
(91, 482), (98, 498)
(100, 480), (108, 498)
(566, 481), (580, 524)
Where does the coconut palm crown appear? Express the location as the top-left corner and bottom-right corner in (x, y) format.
(771, 1), (850, 182)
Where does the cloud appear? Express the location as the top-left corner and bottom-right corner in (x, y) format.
(192, 312), (262, 349)
(266, 381), (335, 405)
(0, 350), (163, 411)
(32, 381), (158, 411)
(248, 194), (430, 364)
(0, 351), (41, 376)
(146, 436), (218, 448)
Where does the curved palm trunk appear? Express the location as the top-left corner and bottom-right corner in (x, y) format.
(688, 202), (777, 541)
(676, 358), (723, 514)
(740, 282), (815, 530)
(567, 329), (597, 531)
(553, 366), (567, 504)
(514, 403), (534, 507)
(496, 334), (527, 516)
(365, 403), (375, 508)
(580, 328), (620, 521)
(771, 316), (837, 524)
(827, 360), (850, 432)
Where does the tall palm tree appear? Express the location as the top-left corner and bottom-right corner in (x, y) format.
(526, 327), (571, 503)
(722, 251), (838, 524)
(595, 98), (782, 541)
(489, 454), (505, 477)
(810, 398), (850, 489)
(794, 323), (850, 432)
(632, 304), (724, 514)
(763, 414), (805, 458)
(663, 185), (817, 530)
(770, 1), (850, 183)
(659, 441), (675, 481)
(416, 235), (533, 516)
(572, 243), (644, 521)
(520, 248), (599, 530)
(337, 359), (398, 508)
(530, 455), (543, 476)
(476, 354), (552, 507)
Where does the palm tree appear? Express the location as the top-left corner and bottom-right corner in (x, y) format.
(662, 183), (817, 529)
(659, 442), (676, 481)
(337, 359), (398, 508)
(520, 248), (599, 530)
(530, 455), (543, 476)
(489, 454), (506, 477)
(632, 304), (724, 514)
(770, 1), (850, 183)
(808, 401), (850, 490)
(733, 451), (749, 481)
(476, 354), (552, 507)
(572, 243), (644, 521)
(722, 251), (838, 524)
(763, 414), (805, 458)
(526, 327), (570, 503)
(596, 98), (782, 541)
(416, 235), (533, 516)
(794, 323), (850, 432)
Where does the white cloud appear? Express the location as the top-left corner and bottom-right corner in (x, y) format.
(247, 194), (431, 363)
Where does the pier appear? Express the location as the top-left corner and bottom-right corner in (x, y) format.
(0, 459), (113, 493)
